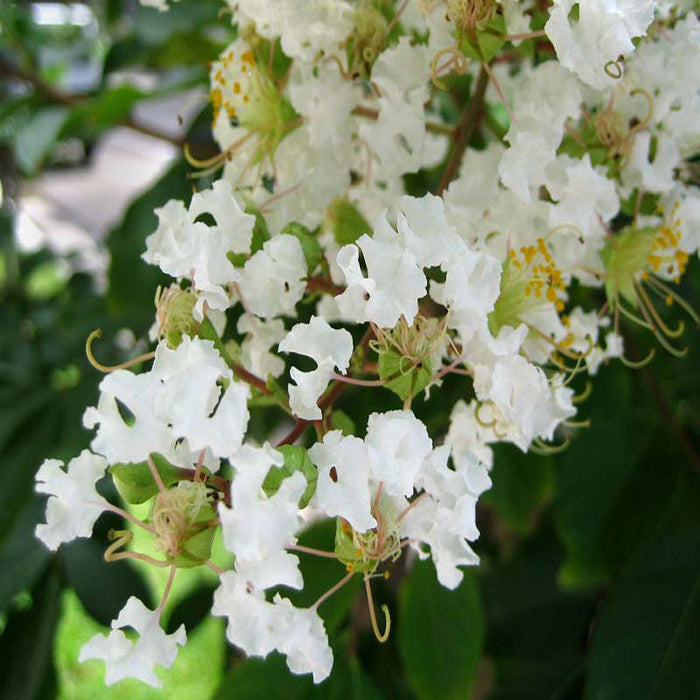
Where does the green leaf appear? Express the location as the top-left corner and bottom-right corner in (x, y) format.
(63, 538), (153, 626)
(0, 563), (62, 700)
(398, 560), (484, 700)
(585, 481), (700, 700)
(263, 445), (318, 508)
(63, 85), (145, 138)
(330, 409), (355, 436)
(107, 158), (191, 326)
(554, 363), (680, 587)
(282, 222), (323, 275)
(327, 198), (371, 246)
(247, 205), (272, 254)
(15, 106), (70, 174)
(482, 524), (595, 699)
(214, 653), (314, 699)
(109, 453), (181, 504)
(483, 443), (554, 534)
(164, 582), (216, 634)
(377, 347), (432, 403)
(0, 497), (50, 613)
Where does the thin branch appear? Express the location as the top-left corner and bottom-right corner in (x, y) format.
(436, 65), (490, 195)
(0, 56), (184, 146)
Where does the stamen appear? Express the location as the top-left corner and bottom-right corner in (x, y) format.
(635, 279), (684, 338)
(572, 380), (592, 404)
(85, 329), (155, 373)
(430, 46), (468, 91)
(604, 58), (624, 79)
(530, 435), (570, 455)
(620, 347), (656, 369)
(646, 276), (699, 325)
(364, 575), (391, 643)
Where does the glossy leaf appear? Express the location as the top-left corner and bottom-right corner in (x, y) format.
(398, 560), (484, 700)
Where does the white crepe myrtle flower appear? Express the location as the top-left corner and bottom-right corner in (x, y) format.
(402, 447), (491, 589)
(445, 400), (497, 470)
(546, 154), (620, 243)
(79, 597), (186, 688)
(279, 316), (354, 420)
(152, 337), (251, 460)
(366, 410), (432, 498)
(35, 450), (108, 550)
(499, 62), (582, 202)
(143, 181), (255, 319)
(237, 235), (307, 319)
(84, 338), (250, 466)
(473, 355), (576, 451)
(219, 444), (305, 591)
(83, 368), (174, 465)
(335, 213), (427, 328)
(545, 0), (656, 89)
(237, 315), (287, 379)
(212, 572), (333, 683)
(233, 0), (353, 64)
(435, 246), (502, 343)
(309, 431), (376, 533)
(398, 193), (465, 269)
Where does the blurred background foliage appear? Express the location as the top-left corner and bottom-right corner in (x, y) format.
(0, 2), (699, 698)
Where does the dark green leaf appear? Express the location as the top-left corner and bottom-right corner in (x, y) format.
(398, 560), (484, 700)
(483, 523), (595, 699)
(282, 222), (323, 276)
(554, 363), (679, 587)
(585, 480), (700, 700)
(214, 653), (314, 699)
(63, 537), (153, 626)
(0, 563), (62, 700)
(0, 497), (51, 613)
(15, 106), (70, 174)
(107, 158), (191, 326)
(165, 582), (216, 634)
(327, 199), (371, 247)
(263, 445), (318, 509)
(483, 443), (554, 534)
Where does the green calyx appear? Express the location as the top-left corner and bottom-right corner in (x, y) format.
(241, 69), (298, 164)
(151, 480), (216, 568)
(374, 315), (442, 403)
(347, 2), (388, 76)
(334, 496), (401, 576)
(600, 226), (656, 307)
(158, 287), (198, 348)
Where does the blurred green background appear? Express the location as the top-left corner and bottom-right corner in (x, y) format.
(1, 2), (699, 698)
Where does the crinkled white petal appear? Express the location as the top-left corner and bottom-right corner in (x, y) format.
(366, 410), (432, 497)
(279, 317), (354, 420)
(35, 450), (107, 550)
(79, 597), (186, 687)
(238, 235), (307, 318)
(309, 430), (375, 532)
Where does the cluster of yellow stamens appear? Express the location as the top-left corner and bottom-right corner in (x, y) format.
(643, 208), (689, 291)
(210, 48), (255, 123)
(508, 238), (566, 311)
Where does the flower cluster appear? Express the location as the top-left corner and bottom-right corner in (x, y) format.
(36, 0), (699, 688)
